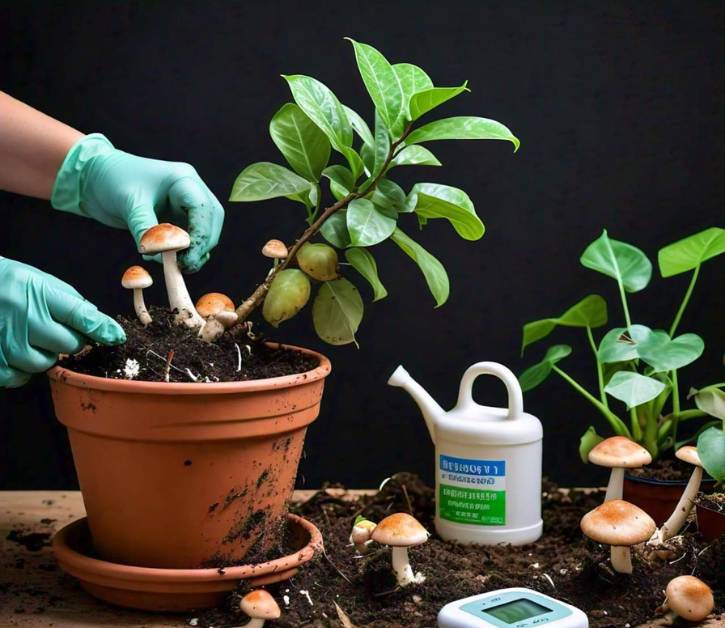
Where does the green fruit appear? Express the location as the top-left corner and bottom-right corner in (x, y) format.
(263, 269), (311, 327)
(297, 243), (339, 281)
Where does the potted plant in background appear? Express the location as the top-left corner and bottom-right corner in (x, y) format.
(519, 227), (724, 524)
(49, 38), (519, 610)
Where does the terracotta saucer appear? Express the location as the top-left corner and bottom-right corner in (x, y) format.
(53, 513), (323, 611)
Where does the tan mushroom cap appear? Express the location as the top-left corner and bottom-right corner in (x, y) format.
(371, 513), (429, 547)
(195, 293), (235, 318)
(666, 575), (714, 622)
(588, 436), (652, 468)
(262, 238), (288, 259)
(121, 265), (153, 289)
(239, 589), (281, 620)
(675, 445), (702, 467)
(138, 223), (190, 254)
(580, 499), (655, 546)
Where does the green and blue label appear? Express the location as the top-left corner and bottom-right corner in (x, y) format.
(438, 455), (506, 525)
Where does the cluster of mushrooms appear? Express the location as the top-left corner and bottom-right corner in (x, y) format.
(581, 436), (714, 622)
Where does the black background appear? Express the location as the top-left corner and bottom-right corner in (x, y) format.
(0, 1), (722, 490)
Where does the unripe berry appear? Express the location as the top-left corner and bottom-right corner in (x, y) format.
(262, 269), (311, 327)
(297, 243), (339, 281)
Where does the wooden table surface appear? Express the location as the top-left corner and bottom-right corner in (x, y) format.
(0, 491), (721, 628)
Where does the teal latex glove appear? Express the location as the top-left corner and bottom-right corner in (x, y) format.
(51, 134), (224, 273)
(0, 257), (125, 388)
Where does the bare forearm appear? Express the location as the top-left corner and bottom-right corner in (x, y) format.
(0, 92), (83, 199)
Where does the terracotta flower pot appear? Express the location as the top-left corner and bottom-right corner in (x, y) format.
(48, 344), (331, 569)
(696, 495), (725, 541)
(623, 474), (716, 526)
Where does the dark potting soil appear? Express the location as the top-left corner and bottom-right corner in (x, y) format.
(60, 307), (318, 383)
(192, 474), (724, 628)
(629, 457), (703, 482)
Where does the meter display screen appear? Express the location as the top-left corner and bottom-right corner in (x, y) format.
(482, 598), (552, 623)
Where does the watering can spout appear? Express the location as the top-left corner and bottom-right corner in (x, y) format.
(388, 365), (442, 444)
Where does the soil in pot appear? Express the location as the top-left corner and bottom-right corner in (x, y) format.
(60, 307), (318, 382)
(194, 474), (724, 628)
(697, 492), (725, 542)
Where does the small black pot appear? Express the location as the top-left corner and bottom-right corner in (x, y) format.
(623, 474), (716, 526)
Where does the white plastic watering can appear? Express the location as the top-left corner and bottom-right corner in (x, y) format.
(389, 362), (543, 545)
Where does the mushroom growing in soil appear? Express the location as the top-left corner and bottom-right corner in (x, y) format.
(121, 265), (153, 325)
(349, 516), (377, 554)
(662, 575), (714, 623)
(239, 589), (281, 628)
(588, 436), (652, 502)
(138, 224), (205, 329)
(371, 512), (429, 587)
(196, 292), (238, 342)
(580, 499), (655, 574)
(654, 446), (704, 543)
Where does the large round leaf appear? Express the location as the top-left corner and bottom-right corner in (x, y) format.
(597, 324), (656, 363)
(697, 426), (725, 482)
(604, 371), (666, 409)
(312, 278), (364, 345)
(346, 198), (396, 247)
(638, 332), (704, 373)
(658, 227), (725, 277)
(580, 230), (652, 293)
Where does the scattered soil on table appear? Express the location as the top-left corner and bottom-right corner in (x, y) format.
(5, 531), (51, 553)
(193, 473), (724, 628)
(629, 457), (711, 482)
(60, 307), (318, 383)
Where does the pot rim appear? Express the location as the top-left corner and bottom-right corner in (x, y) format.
(624, 473), (716, 487)
(47, 342), (331, 395)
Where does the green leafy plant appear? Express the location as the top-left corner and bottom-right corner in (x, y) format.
(691, 384), (725, 483)
(229, 38), (519, 345)
(519, 227), (725, 463)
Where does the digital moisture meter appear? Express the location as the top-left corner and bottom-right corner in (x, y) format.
(438, 588), (588, 628)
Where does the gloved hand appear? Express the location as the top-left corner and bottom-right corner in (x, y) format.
(0, 257), (125, 388)
(51, 134), (224, 273)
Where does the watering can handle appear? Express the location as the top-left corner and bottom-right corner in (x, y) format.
(455, 362), (524, 420)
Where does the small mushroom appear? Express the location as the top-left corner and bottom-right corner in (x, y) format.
(662, 575), (714, 623)
(580, 499), (655, 574)
(371, 513), (429, 586)
(588, 436), (652, 502)
(262, 239), (288, 259)
(655, 446), (704, 543)
(138, 224), (205, 329)
(349, 516), (377, 554)
(239, 589), (281, 628)
(196, 293), (238, 342)
(121, 265), (153, 325)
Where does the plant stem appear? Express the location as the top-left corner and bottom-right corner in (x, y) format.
(617, 279), (632, 331)
(670, 369), (680, 444)
(658, 409), (708, 442)
(231, 124), (414, 326)
(630, 407), (642, 441)
(669, 265), (700, 336)
(586, 326), (607, 408)
(552, 365), (632, 438)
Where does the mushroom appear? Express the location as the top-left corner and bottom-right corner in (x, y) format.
(138, 224), (205, 329)
(262, 239), (288, 259)
(371, 513), (429, 586)
(662, 575), (714, 623)
(588, 436), (652, 502)
(655, 446), (704, 543)
(239, 589), (281, 628)
(196, 292), (238, 342)
(349, 516), (377, 554)
(580, 499), (655, 574)
(121, 265), (153, 325)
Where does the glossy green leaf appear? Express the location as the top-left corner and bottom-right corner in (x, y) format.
(521, 295), (608, 354)
(407, 183), (484, 240)
(597, 324), (656, 363)
(346, 39), (404, 136)
(390, 145), (442, 168)
(371, 179), (407, 213)
(658, 227), (725, 277)
(282, 74), (352, 151)
(393, 63), (433, 110)
(638, 332), (704, 373)
(370, 110), (391, 178)
(406, 116), (520, 152)
(229, 162), (312, 201)
(690, 385), (725, 421)
(312, 278), (364, 346)
(322, 165), (354, 201)
(409, 82), (469, 120)
(346, 198), (396, 247)
(343, 104), (374, 147)
(519, 345), (572, 392)
(390, 227), (449, 307)
(580, 426), (605, 464)
(340, 147), (364, 181)
(605, 371), (666, 409)
(320, 211), (351, 248)
(697, 426), (725, 482)
(269, 103), (331, 181)
(580, 230), (652, 293)
(345, 248), (388, 301)
(285, 182), (318, 210)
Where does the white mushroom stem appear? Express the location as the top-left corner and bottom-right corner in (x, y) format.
(132, 288), (152, 326)
(160, 250), (205, 328)
(392, 547), (417, 586)
(199, 318), (225, 343)
(241, 619), (266, 628)
(610, 545), (633, 574)
(658, 466), (703, 542)
(604, 467), (625, 502)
